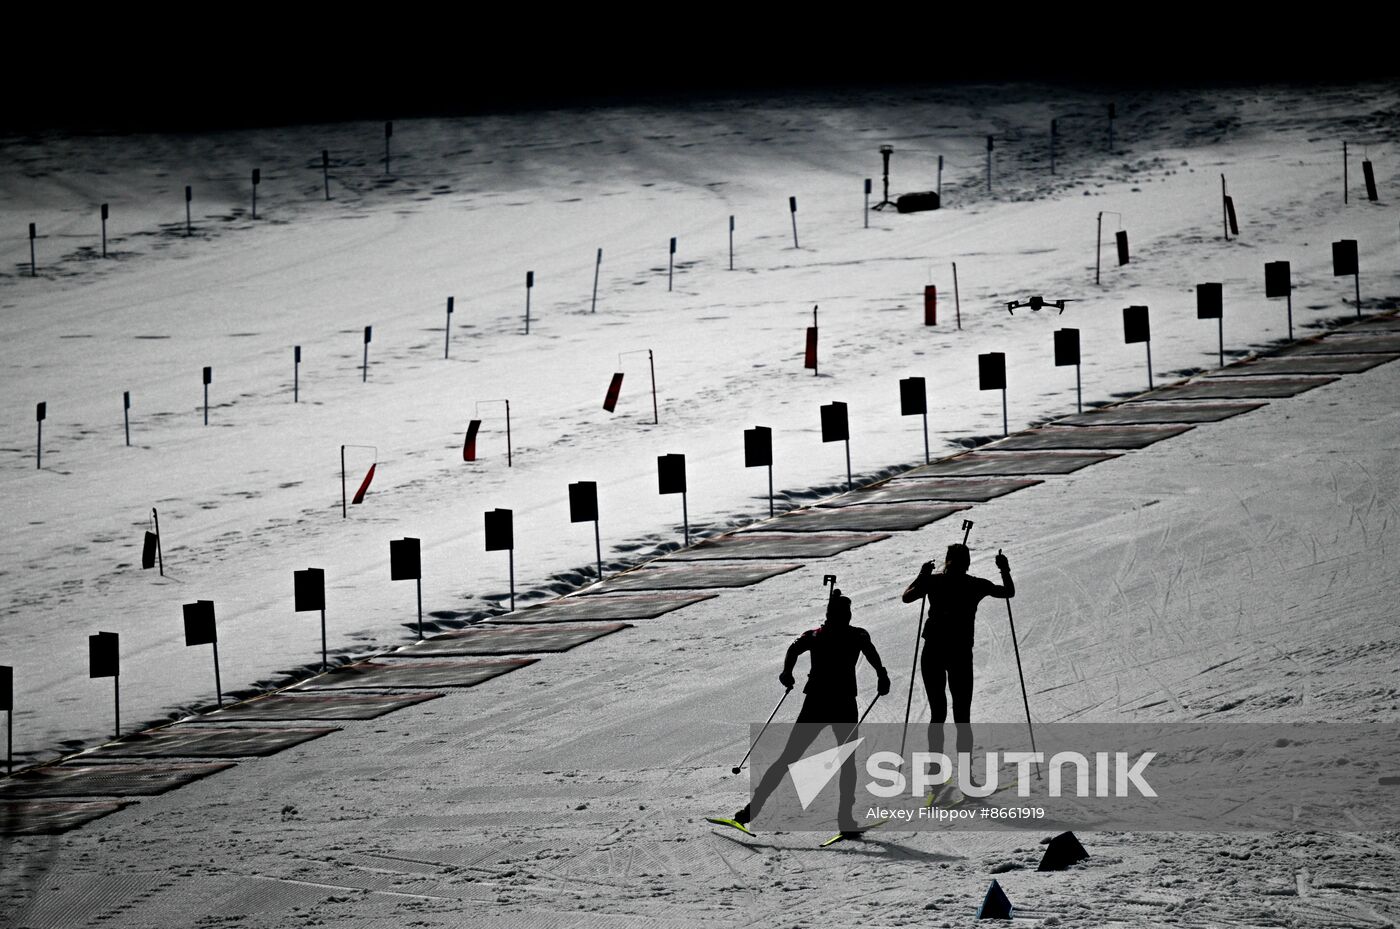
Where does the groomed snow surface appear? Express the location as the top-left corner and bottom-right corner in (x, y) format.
(3, 82), (1399, 926)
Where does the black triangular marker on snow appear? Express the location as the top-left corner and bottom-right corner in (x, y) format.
(976, 879), (1013, 920)
(1037, 831), (1090, 871)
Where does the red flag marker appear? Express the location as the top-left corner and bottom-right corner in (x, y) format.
(464, 420), (481, 461)
(351, 463), (376, 504)
(603, 372), (624, 412)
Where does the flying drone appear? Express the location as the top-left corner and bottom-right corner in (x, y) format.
(1005, 295), (1077, 315)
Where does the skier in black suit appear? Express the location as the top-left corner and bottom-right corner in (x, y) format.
(902, 544), (1014, 791)
(730, 591), (889, 833)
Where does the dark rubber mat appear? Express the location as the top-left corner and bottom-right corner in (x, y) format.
(1283, 332), (1400, 354)
(295, 657), (536, 690)
(986, 424), (1192, 450)
(0, 761), (235, 799)
(205, 691), (444, 721)
(1342, 314), (1400, 332)
(1055, 402), (1263, 425)
(90, 726), (339, 759)
(0, 800), (133, 835)
(818, 477), (1041, 507)
(659, 532), (889, 559)
(1204, 353), (1397, 376)
(586, 562), (802, 592)
(745, 503), (969, 532)
(492, 592), (717, 624)
(1135, 376), (1337, 400)
(895, 451), (1121, 478)
(395, 622), (629, 656)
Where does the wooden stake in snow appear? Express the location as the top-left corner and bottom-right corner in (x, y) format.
(1054, 328), (1082, 413)
(1196, 283), (1224, 368)
(185, 185), (193, 236)
(1050, 118), (1057, 175)
(1, 664), (12, 774)
(389, 537), (423, 638)
(341, 444), (378, 518)
(591, 248), (602, 313)
(864, 179), (871, 228)
(568, 481), (603, 579)
(293, 346), (301, 402)
(322, 150), (331, 201)
(820, 401), (852, 491)
(100, 203), (109, 257)
(1094, 211), (1123, 285)
(899, 377), (929, 464)
(657, 454), (689, 546)
(789, 196), (799, 248)
(384, 121), (393, 175)
(202, 367), (212, 425)
(475, 399), (513, 466)
(525, 271), (534, 333)
(88, 631), (120, 740)
(668, 237), (676, 291)
(294, 568), (328, 671)
(1343, 142), (1349, 205)
(444, 297), (453, 358)
(615, 349), (659, 424)
(484, 508), (515, 612)
(362, 326), (372, 383)
(986, 136), (994, 192)
(35, 401), (44, 469)
(979, 352), (1007, 437)
(728, 216), (735, 270)
(744, 425), (774, 517)
(952, 261), (962, 329)
(937, 154), (943, 203)
(1107, 102), (1116, 153)
(182, 600), (222, 707)
(28, 223), (36, 276)
(1264, 260), (1293, 340)
(123, 391), (131, 446)
(1123, 305), (1153, 391)
(251, 170), (260, 219)
(1332, 239), (1361, 317)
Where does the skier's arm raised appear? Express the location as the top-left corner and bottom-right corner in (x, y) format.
(901, 560), (935, 603)
(986, 550), (1016, 599)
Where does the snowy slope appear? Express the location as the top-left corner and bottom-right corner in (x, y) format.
(1, 82), (1397, 771)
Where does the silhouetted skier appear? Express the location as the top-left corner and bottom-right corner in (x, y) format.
(730, 591), (889, 834)
(902, 544), (1013, 794)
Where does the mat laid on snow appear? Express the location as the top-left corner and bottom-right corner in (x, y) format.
(1054, 402), (1263, 425)
(205, 692), (444, 721)
(394, 622), (629, 657)
(88, 726), (339, 759)
(582, 563), (802, 592)
(1204, 353), (1397, 376)
(658, 532), (889, 559)
(294, 658), (536, 691)
(985, 424), (1192, 450)
(491, 592), (717, 623)
(1134, 376), (1338, 400)
(817, 477), (1041, 507)
(0, 761), (235, 799)
(0, 799), (134, 835)
(894, 451), (1121, 478)
(741, 503), (969, 533)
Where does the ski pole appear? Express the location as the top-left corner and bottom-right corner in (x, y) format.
(1000, 549), (1041, 781)
(731, 687), (792, 774)
(897, 594), (926, 760)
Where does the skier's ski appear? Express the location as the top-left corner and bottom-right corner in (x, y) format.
(820, 818), (890, 847)
(705, 816), (755, 837)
